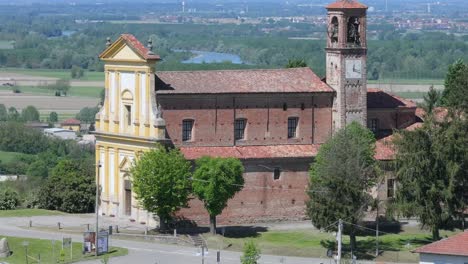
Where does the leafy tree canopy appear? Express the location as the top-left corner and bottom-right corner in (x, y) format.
(131, 144), (192, 230)
(285, 59), (307, 68)
(307, 122), (377, 250)
(192, 156), (244, 234)
(440, 59), (468, 112)
(240, 240), (261, 264)
(21, 105), (40, 122)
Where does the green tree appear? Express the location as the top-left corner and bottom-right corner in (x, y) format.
(307, 122), (377, 251)
(0, 104), (7, 121)
(76, 106), (99, 124)
(285, 59), (307, 68)
(131, 144), (192, 230)
(49, 79), (70, 96)
(38, 158), (95, 213)
(440, 59), (468, 111)
(71, 65), (84, 79)
(49, 111), (58, 123)
(192, 156), (244, 234)
(7, 107), (19, 121)
(423, 86), (441, 114)
(21, 105), (40, 122)
(240, 240), (261, 264)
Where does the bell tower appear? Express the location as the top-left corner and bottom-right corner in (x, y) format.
(326, 0), (368, 132)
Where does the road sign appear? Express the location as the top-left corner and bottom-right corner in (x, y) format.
(62, 237), (72, 249)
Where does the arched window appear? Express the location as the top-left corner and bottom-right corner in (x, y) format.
(347, 17), (361, 46)
(328, 16), (339, 43)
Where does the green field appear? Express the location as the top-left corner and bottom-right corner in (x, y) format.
(0, 235), (127, 264)
(0, 209), (66, 218)
(39, 112), (78, 122)
(368, 79), (444, 85)
(0, 151), (32, 164)
(0, 40), (14, 50)
(1, 68), (104, 81)
(393, 91), (428, 99)
(205, 226), (460, 263)
(0, 85), (102, 98)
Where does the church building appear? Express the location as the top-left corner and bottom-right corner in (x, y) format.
(94, 0), (419, 225)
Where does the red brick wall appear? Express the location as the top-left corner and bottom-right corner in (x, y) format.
(176, 158), (311, 225)
(158, 93), (333, 147)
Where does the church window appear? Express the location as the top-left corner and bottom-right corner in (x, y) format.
(234, 119), (246, 140)
(273, 167), (281, 180)
(182, 119), (194, 142)
(288, 117), (299, 138)
(387, 178), (395, 199)
(125, 105), (132, 126)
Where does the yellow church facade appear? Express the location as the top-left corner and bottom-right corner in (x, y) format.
(94, 34), (166, 224)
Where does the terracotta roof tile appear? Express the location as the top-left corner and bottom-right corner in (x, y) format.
(61, 118), (81, 125)
(180, 144), (321, 160)
(413, 232), (468, 257)
(120, 34), (161, 60)
(416, 107), (448, 122)
(368, 88), (417, 109)
(155, 68), (334, 94)
(180, 141), (405, 161)
(99, 34), (160, 61)
(326, 0), (368, 9)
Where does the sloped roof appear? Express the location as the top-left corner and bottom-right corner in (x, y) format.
(99, 34), (161, 61)
(179, 140), (407, 161)
(326, 0), (368, 9)
(413, 232), (468, 257)
(61, 118), (81, 125)
(155, 68), (334, 94)
(367, 89), (417, 109)
(180, 144), (321, 160)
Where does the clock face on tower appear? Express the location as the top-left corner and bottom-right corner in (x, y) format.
(345, 59), (362, 79)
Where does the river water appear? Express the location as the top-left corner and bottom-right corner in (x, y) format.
(174, 49), (244, 64)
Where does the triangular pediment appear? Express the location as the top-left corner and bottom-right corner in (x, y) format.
(119, 156), (132, 171)
(99, 37), (146, 62)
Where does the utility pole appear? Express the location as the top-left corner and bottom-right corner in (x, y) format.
(376, 203), (379, 257)
(337, 219), (343, 264)
(95, 161), (101, 257)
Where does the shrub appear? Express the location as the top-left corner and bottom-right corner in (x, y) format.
(240, 240), (261, 264)
(0, 188), (20, 210)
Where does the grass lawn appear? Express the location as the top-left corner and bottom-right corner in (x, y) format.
(0, 151), (31, 164)
(204, 226), (461, 263)
(1, 68), (104, 81)
(0, 235), (127, 264)
(0, 209), (66, 218)
(368, 79), (443, 85)
(0, 85), (102, 98)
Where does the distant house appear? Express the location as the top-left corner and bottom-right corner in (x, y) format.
(44, 128), (77, 140)
(25, 121), (50, 131)
(61, 118), (81, 132)
(413, 231), (468, 264)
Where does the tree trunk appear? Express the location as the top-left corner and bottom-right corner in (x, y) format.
(210, 215), (217, 235)
(432, 227), (440, 241)
(159, 215), (167, 231)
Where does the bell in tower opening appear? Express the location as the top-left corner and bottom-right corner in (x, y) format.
(328, 17), (339, 44)
(347, 17), (361, 46)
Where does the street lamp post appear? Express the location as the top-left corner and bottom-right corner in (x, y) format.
(95, 161), (101, 257)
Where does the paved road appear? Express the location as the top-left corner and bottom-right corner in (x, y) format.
(0, 224), (332, 264)
(0, 215), (413, 264)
